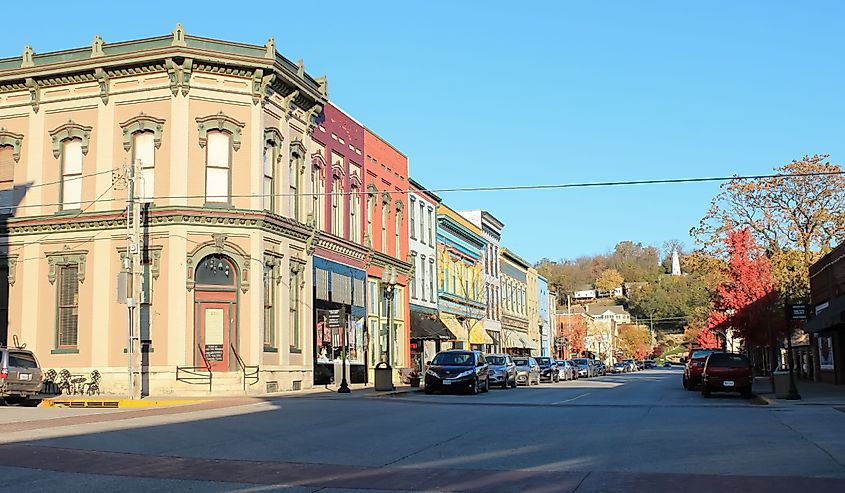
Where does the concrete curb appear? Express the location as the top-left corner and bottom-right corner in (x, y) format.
(752, 393), (773, 406)
(40, 398), (209, 409)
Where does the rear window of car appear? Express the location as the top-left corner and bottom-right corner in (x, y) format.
(514, 358), (529, 366)
(691, 350), (716, 359)
(707, 353), (750, 368)
(8, 352), (38, 369)
(572, 358), (589, 364)
(486, 356), (507, 365)
(536, 357), (551, 365)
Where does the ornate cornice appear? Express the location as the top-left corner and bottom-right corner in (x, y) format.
(5, 207), (313, 243)
(369, 250), (413, 276)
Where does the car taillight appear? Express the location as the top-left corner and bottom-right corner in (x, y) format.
(0, 371), (7, 379)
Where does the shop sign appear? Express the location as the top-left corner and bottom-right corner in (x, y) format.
(789, 304), (808, 320)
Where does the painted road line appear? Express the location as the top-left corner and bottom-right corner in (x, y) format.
(551, 393), (591, 405)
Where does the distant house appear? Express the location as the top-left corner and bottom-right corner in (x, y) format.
(572, 286), (597, 300)
(585, 305), (631, 323)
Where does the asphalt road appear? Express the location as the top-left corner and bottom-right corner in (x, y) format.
(1, 367), (844, 492)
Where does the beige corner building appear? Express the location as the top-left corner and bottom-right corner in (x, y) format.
(0, 26), (331, 396)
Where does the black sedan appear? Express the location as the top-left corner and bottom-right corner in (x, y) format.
(424, 350), (490, 395)
(535, 357), (559, 383)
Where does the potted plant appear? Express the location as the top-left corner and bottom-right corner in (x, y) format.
(407, 368), (421, 388)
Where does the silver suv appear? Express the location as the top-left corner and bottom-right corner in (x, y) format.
(1, 347), (43, 406)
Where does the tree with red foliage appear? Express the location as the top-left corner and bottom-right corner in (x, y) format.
(701, 229), (782, 349)
(556, 313), (587, 357)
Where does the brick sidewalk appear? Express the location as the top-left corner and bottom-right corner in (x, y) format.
(0, 443), (842, 493)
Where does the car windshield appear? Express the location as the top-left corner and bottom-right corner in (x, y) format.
(573, 358), (589, 364)
(431, 352), (474, 366)
(8, 352), (38, 369)
(513, 358), (529, 366)
(486, 356), (507, 365)
(691, 350), (716, 359)
(707, 353), (750, 368)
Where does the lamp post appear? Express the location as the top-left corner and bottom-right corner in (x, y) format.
(381, 265), (398, 374)
(784, 297), (802, 400)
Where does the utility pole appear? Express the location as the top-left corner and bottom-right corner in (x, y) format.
(126, 161), (141, 400)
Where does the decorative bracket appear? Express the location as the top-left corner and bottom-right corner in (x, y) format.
(181, 58), (193, 96)
(196, 112), (244, 151)
(290, 258), (307, 288)
(282, 90), (299, 120)
(305, 104), (323, 134)
(24, 78), (39, 113)
(46, 247), (87, 285)
(0, 129), (24, 162)
(252, 69), (275, 106)
(264, 251), (285, 285)
(212, 233), (227, 254)
(1, 255), (18, 286)
(164, 57), (193, 96)
(120, 113), (165, 152)
(50, 121), (92, 158)
(94, 68), (110, 105)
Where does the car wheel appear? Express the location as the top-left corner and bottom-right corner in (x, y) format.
(482, 377), (490, 393)
(22, 399), (40, 407)
(682, 376), (689, 390)
(511, 377), (517, 389)
(424, 387), (433, 395)
(470, 378), (479, 395)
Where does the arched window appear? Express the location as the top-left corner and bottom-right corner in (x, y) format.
(195, 255), (236, 286)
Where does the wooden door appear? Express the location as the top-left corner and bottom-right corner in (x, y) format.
(196, 302), (231, 372)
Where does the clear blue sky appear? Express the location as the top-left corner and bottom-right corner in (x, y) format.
(3, 1), (843, 263)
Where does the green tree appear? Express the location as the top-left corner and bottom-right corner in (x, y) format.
(595, 269), (624, 293)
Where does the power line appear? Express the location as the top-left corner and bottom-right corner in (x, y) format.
(5, 169), (844, 210)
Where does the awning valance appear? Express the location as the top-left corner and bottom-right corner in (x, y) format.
(469, 321), (494, 345)
(440, 313), (469, 342)
(410, 310), (455, 340)
(805, 296), (845, 334)
(501, 328), (535, 350)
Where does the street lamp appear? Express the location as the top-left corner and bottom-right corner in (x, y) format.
(381, 265), (399, 373)
(784, 295), (802, 400)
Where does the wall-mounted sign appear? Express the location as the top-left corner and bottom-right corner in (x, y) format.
(789, 304), (808, 320)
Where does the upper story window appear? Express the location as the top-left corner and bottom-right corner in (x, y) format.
(121, 114), (164, 205)
(409, 197), (416, 240)
(0, 130), (23, 214)
(428, 208), (434, 245)
(50, 121), (92, 212)
(331, 172), (343, 237)
(134, 132), (156, 203)
(263, 129), (283, 213)
(394, 200), (403, 258)
(205, 131), (231, 204)
(366, 185), (377, 246)
(309, 147), (325, 228)
(381, 192), (391, 254)
(196, 112), (244, 206)
(419, 202), (426, 245)
(350, 185), (361, 243)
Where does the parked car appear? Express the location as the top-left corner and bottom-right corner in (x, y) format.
(572, 358), (593, 378)
(663, 362), (673, 368)
(535, 357), (559, 383)
(611, 362), (627, 373)
(514, 357), (541, 386)
(1, 346), (43, 406)
(683, 348), (722, 390)
(424, 350), (490, 395)
(635, 360), (645, 370)
(593, 360), (606, 376)
(556, 360), (574, 381)
(485, 354), (517, 389)
(621, 359), (637, 372)
(644, 360), (657, 369)
(567, 360), (580, 379)
(701, 352), (753, 398)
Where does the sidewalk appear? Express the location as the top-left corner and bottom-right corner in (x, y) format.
(753, 376), (845, 406)
(40, 382), (422, 408)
